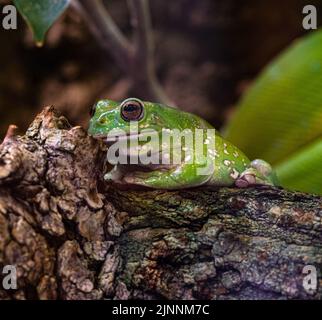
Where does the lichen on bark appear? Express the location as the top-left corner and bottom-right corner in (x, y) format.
(0, 107), (321, 300)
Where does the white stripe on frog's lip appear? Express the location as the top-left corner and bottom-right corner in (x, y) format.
(93, 130), (158, 144)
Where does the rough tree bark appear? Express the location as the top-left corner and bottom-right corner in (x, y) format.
(0, 107), (321, 300)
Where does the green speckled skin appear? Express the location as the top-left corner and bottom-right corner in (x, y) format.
(88, 98), (277, 189)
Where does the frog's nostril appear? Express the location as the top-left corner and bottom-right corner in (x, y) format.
(97, 112), (109, 125)
(98, 117), (106, 124)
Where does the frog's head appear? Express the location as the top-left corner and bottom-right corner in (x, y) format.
(88, 98), (182, 143)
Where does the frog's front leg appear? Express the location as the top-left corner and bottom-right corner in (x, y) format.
(235, 159), (278, 188)
(104, 165), (124, 182)
(122, 163), (213, 189)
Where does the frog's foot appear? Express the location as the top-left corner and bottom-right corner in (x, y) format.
(122, 163), (212, 189)
(235, 159), (277, 188)
(122, 172), (150, 185)
(235, 171), (257, 188)
(104, 165), (124, 183)
(122, 170), (177, 189)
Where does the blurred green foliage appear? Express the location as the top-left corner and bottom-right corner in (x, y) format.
(13, 0), (69, 45)
(224, 30), (322, 194)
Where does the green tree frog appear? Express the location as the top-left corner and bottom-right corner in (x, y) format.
(88, 98), (278, 189)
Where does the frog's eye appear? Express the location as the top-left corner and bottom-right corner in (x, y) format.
(90, 104), (96, 117)
(120, 99), (144, 122)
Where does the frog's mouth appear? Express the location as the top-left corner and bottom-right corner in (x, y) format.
(93, 130), (158, 146)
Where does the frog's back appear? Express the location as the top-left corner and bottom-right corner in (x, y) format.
(206, 132), (250, 185)
(149, 102), (251, 186)
(176, 108), (251, 186)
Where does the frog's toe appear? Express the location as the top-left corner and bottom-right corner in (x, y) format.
(104, 172), (121, 182)
(250, 159), (273, 177)
(235, 173), (256, 188)
(250, 159), (278, 186)
(104, 165), (124, 182)
(235, 165), (276, 188)
(123, 175), (137, 184)
(104, 172), (113, 181)
(123, 173), (146, 185)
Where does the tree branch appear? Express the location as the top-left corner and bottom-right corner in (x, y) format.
(0, 107), (321, 299)
(128, 0), (154, 66)
(76, 0), (133, 69)
(75, 0), (173, 105)
(127, 0), (173, 105)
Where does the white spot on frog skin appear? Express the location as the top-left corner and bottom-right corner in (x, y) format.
(224, 160), (231, 166)
(97, 101), (106, 108)
(208, 149), (219, 158)
(224, 149), (229, 155)
(230, 168), (239, 179)
(233, 151), (239, 158)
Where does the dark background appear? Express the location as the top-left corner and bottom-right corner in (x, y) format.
(0, 0), (321, 138)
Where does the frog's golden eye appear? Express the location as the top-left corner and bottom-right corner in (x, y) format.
(120, 99), (144, 122)
(90, 104), (96, 117)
